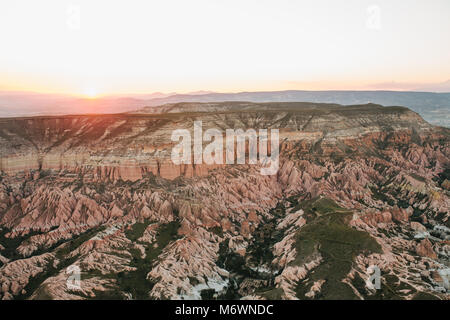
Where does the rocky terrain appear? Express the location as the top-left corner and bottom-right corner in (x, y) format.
(1, 90), (449, 127)
(0, 101), (449, 300)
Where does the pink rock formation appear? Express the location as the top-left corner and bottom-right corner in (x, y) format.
(416, 239), (437, 259)
(0, 102), (448, 300)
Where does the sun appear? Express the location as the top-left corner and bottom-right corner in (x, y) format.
(82, 87), (99, 99)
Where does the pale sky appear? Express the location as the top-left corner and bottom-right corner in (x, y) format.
(0, 0), (449, 97)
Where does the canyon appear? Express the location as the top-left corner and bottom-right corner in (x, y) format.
(0, 101), (448, 300)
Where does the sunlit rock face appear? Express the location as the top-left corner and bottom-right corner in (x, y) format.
(0, 102), (448, 300)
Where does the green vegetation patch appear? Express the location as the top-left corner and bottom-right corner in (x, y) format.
(125, 220), (152, 242)
(16, 254), (80, 300)
(13, 226), (109, 299)
(0, 227), (45, 260)
(293, 197), (382, 299)
(214, 205), (287, 300)
(55, 226), (106, 259)
(369, 186), (395, 206)
(256, 287), (284, 300)
(200, 289), (216, 300)
(208, 226), (223, 237)
(412, 291), (440, 300)
(94, 220), (181, 300)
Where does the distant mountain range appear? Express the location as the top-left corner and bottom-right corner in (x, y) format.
(0, 90), (449, 126)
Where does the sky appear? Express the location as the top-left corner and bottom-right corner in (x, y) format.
(0, 0), (449, 97)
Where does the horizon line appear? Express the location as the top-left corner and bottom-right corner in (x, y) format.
(1, 88), (450, 99)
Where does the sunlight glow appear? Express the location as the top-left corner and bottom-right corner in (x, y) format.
(0, 0), (449, 94)
(82, 87), (99, 99)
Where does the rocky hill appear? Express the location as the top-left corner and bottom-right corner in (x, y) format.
(1, 90), (449, 127)
(0, 102), (448, 300)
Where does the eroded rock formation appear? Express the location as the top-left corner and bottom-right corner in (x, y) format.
(0, 102), (448, 300)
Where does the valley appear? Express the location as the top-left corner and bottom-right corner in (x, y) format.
(0, 102), (448, 300)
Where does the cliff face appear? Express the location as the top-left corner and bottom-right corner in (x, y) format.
(0, 102), (449, 300)
(0, 103), (437, 178)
